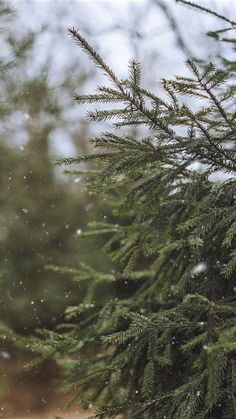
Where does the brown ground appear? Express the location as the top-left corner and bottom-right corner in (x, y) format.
(10, 412), (89, 419)
(0, 353), (93, 419)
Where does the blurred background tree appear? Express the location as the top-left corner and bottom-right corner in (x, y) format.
(0, 2), (110, 415)
(0, 0), (114, 334)
(0, 5), (84, 333)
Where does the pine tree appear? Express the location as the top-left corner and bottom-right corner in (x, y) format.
(33, 2), (235, 418)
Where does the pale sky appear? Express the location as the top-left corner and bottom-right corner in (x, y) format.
(7, 0), (236, 156)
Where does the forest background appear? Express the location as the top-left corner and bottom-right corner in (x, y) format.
(0, 0), (235, 417)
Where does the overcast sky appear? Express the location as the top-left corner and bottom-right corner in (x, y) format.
(11, 0), (236, 81)
(7, 0), (236, 156)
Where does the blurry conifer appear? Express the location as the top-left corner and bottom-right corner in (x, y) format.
(0, 1), (105, 332)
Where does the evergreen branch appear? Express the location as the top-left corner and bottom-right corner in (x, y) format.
(55, 153), (112, 166)
(33, 9), (236, 418)
(69, 28), (176, 136)
(68, 27), (123, 88)
(74, 93), (123, 104)
(176, 0), (236, 26)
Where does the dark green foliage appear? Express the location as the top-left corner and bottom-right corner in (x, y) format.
(34, 3), (236, 418)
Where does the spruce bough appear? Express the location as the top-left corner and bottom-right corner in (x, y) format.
(42, 6), (235, 419)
